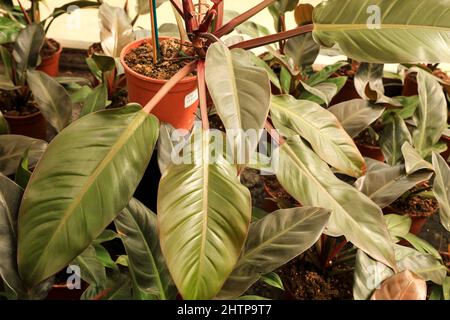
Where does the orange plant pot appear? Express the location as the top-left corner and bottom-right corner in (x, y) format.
(5, 111), (47, 140)
(120, 38), (199, 130)
(36, 40), (63, 77)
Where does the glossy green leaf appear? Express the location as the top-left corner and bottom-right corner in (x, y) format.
(305, 61), (348, 87)
(115, 198), (176, 300)
(205, 43), (271, 164)
(90, 53), (116, 74)
(328, 99), (385, 138)
(261, 272), (284, 291)
(401, 142), (434, 174)
(0, 135), (47, 176)
(271, 95), (365, 177)
(313, 0), (450, 63)
(412, 68), (448, 158)
(218, 207), (330, 299)
(0, 174), (25, 298)
(80, 84), (108, 117)
(280, 66), (291, 94)
(93, 243), (117, 270)
(0, 16), (23, 44)
(432, 152), (450, 231)
(27, 70), (73, 132)
(391, 96), (419, 120)
(12, 24), (44, 83)
(401, 233), (442, 261)
(276, 136), (396, 269)
(380, 115), (412, 166)
(384, 214), (411, 243)
(73, 245), (107, 287)
(355, 163), (431, 209)
(14, 149), (31, 189)
(18, 105), (159, 288)
(158, 131), (251, 300)
(299, 76), (347, 105)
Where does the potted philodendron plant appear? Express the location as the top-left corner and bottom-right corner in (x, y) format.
(0, 23), (74, 139)
(0, 0), (99, 76)
(0, 0), (449, 301)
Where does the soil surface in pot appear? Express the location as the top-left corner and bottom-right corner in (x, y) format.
(245, 256), (353, 300)
(354, 128), (379, 147)
(124, 39), (196, 80)
(0, 90), (39, 116)
(41, 38), (60, 59)
(389, 190), (439, 219)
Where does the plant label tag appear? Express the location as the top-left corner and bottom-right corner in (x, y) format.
(185, 89), (199, 109)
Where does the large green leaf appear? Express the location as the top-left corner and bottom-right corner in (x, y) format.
(276, 136), (396, 269)
(0, 174), (25, 298)
(355, 163), (432, 209)
(17, 105), (160, 288)
(271, 95), (365, 177)
(115, 198), (176, 300)
(27, 70), (73, 132)
(218, 207), (330, 299)
(313, 0), (450, 63)
(0, 135), (47, 176)
(432, 152), (450, 232)
(379, 115), (412, 166)
(412, 68), (448, 158)
(158, 131), (251, 300)
(12, 24), (44, 83)
(205, 43), (271, 164)
(328, 99), (385, 138)
(99, 3), (134, 58)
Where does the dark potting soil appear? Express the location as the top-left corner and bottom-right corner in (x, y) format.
(0, 89), (39, 116)
(41, 38), (60, 59)
(124, 39), (196, 80)
(261, 175), (300, 209)
(245, 255), (354, 300)
(389, 188), (439, 219)
(354, 128), (379, 147)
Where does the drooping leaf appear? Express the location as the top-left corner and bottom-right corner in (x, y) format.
(115, 198), (176, 300)
(27, 70), (73, 132)
(0, 174), (25, 298)
(401, 142), (434, 174)
(158, 131), (251, 300)
(80, 84), (108, 117)
(354, 163), (432, 209)
(99, 3), (134, 58)
(355, 63), (399, 105)
(432, 152), (450, 232)
(18, 105), (159, 288)
(380, 115), (412, 166)
(276, 136), (396, 269)
(73, 245), (107, 287)
(285, 33), (320, 68)
(205, 43), (271, 164)
(0, 135), (47, 176)
(271, 95), (365, 177)
(412, 68), (448, 158)
(328, 99), (385, 138)
(218, 207), (330, 299)
(12, 24), (44, 82)
(313, 0), (450, 63)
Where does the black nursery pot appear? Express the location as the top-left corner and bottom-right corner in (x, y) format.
(134, 149), (161, 213)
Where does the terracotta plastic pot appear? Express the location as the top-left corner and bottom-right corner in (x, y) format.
(37, 40), (62, 77)
(356, 142), (385, 162)
(5, 111), (47, 140)
(402, 72), (418, 97)
(120, 38), (199, 130)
